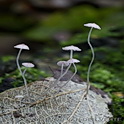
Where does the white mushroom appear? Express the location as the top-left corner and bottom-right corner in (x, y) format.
(14, 44), (30, 100)
(84, 23), (101, 30)
(22, 62), (35, 68)
(14, 44), (29, 50)
(57, 61), (69, 76)
(67, 58), (80, 64)
(59, 58), (80, 88)
(21, 62), (34, 100)
(14, 43), (29, 80)
(62, 45), (81, 59)
(84, 23), (101, 124)
(84, 23), (101, 95)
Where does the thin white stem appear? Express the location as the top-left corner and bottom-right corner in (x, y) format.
(70, 50), (73, 59)
(61, 64), (64, 76)
(86, 27), (94, 94)
(16, 49), (29, 99)
(87, 95), (96, 124)
(16, 49), (23, 76)
(55, 63), (72, 87)
(61, 90), (86, 124)
(22, 69), (30, 101)
(59, 63), (77, 88)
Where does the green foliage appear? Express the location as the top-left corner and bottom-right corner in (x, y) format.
(109, 95), (124, 124)
(1, 68), (49, 88)
(23, 6), (124, 42)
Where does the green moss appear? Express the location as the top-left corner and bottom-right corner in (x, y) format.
(1, 68), (49, 88)
(109, 95), (124, 124)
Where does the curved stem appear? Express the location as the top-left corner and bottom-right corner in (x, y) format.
(55, 63), (72, 87)
(16, 49), (30, 100)
(16, 49), (23, 76)
(22, 69), (30, 100)
(59, 63), (77, 88)
(86, 27), (94, 94)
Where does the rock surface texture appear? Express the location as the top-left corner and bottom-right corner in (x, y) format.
(0, 77), (112, 124)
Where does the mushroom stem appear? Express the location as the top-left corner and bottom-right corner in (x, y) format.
(59, 63), (77, 88)
(22, 69), (30, 101)
(16, 49), (23, 76)
(16, 49), (30, 99)
(55, 63), (72, 86)
(86, 27), (94, 95)
(70, 50), (73, 59)
(61, 64), (64, 76)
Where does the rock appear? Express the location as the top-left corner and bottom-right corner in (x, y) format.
(0, 77), (112, 124)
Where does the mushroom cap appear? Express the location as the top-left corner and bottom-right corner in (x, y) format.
(84, 23), (101, 30)
(67, 58), (80, 64)
(62, 45), (81, 51)
(22, 62), (35, 68)
(15, 95), (24, 99)
(57, 61), (69, 66)
(14, 44), (29, 50)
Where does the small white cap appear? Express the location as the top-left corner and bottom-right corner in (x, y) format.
(22, 62), (35, 68)
(84, 23), (101, 30)
(57, 61), (69, 66)
(14, 44), (29, 50)
(62, 45), (81, 51)
(67, 58), (80, 64)
(15, 95), (24, 99)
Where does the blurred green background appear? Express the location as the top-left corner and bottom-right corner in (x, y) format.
(0, 0), (124, 123)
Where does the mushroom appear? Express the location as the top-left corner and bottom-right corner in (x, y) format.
(62, 45), (81, 59)
(14, 44), (29, 78)
(22, 62), (35, 100)
(57, 61), (69, 76)
(84, 23), (101, 30)
(59, 58), (80, 88)
(84, 23), (101, 95)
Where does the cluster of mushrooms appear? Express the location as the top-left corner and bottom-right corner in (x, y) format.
(14, 23), (101, 102)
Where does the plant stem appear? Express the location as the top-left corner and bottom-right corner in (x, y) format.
(22, 69), (30, 101)
(16, 49), (30, 100)
(70, 50), (73, 59)
(61, 64), (64, 76)
(59, 63), (77, 88)
(86, 27), (94, 95)
(55, 63), (72, 87)
(16, 49), (23, 76)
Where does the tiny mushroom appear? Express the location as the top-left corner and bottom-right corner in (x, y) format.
(67, 58), (80, 82)
(62, 45), (81, 59)
(57, 61), (69, 76)
(84, 23), (101, 30)
(59, 58), (80, 88)
(21, 62), (34, 100)
(67, 58), (80, 64)
(84, 23), (101, 96)
(14, 44), (30, 78)
(14, 44), (29, 50)
(22, 62), (35, 68)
